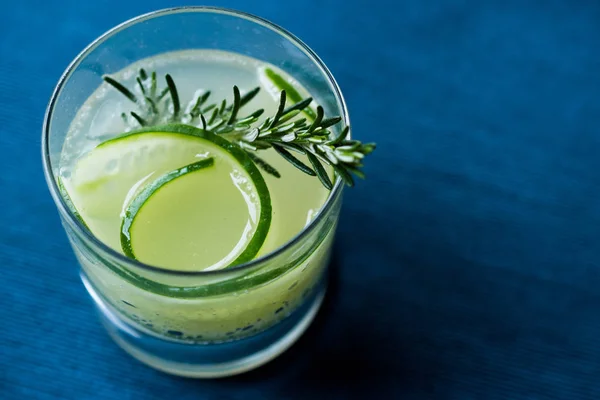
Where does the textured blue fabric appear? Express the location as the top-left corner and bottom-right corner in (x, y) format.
(2, 0), (600, 398)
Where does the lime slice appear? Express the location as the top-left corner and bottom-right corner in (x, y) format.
(64, 124), (272, 271)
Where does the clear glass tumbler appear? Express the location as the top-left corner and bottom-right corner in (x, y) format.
(42, 7), (347, 378)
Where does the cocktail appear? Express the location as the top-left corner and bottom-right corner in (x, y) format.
(42, 7), (374, 377)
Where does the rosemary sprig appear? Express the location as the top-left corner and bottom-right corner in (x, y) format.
(103, 69), (375, 189)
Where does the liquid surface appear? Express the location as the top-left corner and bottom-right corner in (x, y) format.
(60, 50), (331, 271)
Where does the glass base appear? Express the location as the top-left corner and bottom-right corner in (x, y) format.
(81, 273), (326, 378)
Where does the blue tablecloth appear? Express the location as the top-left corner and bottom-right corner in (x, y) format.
(3, 0), (600, 398)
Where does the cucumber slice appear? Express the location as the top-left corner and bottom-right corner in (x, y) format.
(60, 124), (336, 299)
(120, 158), (215, 260)
(57, 176), (89, 230)
(260, 68), (317, 120)
(63, 124), (272, 272)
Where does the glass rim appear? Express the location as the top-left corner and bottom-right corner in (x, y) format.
(42, 6), (348, 277)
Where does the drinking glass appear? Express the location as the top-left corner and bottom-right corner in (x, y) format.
(42, 6), (347, 378)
